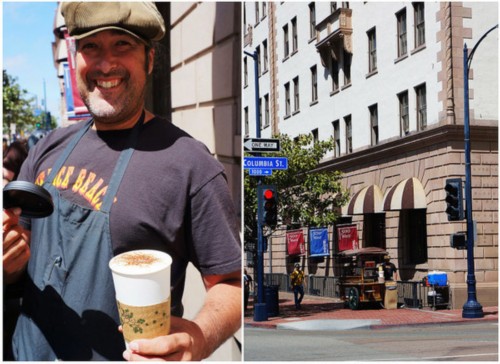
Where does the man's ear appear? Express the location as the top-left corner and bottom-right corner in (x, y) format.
(148, 48), (155, 75)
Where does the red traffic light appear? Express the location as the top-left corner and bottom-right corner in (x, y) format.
(263, 189), (274, 200)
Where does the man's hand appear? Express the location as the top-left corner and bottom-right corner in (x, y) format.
(3, 208), (31, 284)
(122, 316), (206, 361)
(122, 270), (241, 361)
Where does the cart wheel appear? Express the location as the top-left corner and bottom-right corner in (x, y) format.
(348, 287), (360, 310)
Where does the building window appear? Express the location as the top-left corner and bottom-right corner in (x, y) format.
(264, 94), (270, 127)
(396, 9), (407, 57)
(344, 115), (352, 153)
(312, 128), (319, 143)
(285, 82), (291, 116)
(330, 56), (339, 92)
(283, 24), (289, 58)
(413, 2), (425, 48)
(367, 28), (377, 73)
(369, 104), (378, 145)
(263, 40), (268, 73)
(262, 2), (267, 19)
(333, 120), (340, 157)
(293, 77), (300, 113)
(258, 97), (262, 129)
(309, 3), (316, 40)
(343, 51), (352, 85)
(255, 2), (260, 24)
(244, 57), (248, 87)
(292, 17), (298, 53)
(415, 83), (426, 130)
(401, 209), (428, 264)
(311, 65), (318, 102)
(398, 90), (409, 135)
(244, 107), (249, 136)
(331, 2), (337, 13)
(256, 45), (261, 76)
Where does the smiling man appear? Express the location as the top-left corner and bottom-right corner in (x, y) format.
(3, 2), (241, 361)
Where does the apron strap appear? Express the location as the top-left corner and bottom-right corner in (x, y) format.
(46, 118), (93, 184)
(100, 111), (145, 213)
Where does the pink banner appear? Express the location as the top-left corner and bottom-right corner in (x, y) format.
(287, 229), (305, 256)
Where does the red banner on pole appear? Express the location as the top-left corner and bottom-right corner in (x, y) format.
(287, 229), (305, 256)
(64, 30), (90, 119)
(336, 224), (359, 252)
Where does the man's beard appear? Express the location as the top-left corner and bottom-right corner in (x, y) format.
(78, 70), (146, 124)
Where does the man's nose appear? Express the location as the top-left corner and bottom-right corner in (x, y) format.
(96, 49), (118, 74)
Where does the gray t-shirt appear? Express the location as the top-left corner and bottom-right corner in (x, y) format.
(18, 116), (241, 315)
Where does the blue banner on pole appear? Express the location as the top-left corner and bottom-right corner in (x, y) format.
(309, 227), (329, 257)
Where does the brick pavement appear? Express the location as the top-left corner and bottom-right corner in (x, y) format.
(244, 292), (498, 329)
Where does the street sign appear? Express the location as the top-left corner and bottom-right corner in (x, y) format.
(244, 138), (280, 153)
(248, 168), (273, 176)
(244, 157), (288, 170)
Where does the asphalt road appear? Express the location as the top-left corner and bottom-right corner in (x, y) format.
(243, 322), (498, 361)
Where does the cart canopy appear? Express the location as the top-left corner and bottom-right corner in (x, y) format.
(338, 247), (387, 257)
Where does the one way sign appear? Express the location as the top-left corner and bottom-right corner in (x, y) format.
(244, 138), (280, 153)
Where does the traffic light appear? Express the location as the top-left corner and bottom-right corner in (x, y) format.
(260, 185), (278, 227)
(445, 178), (464, 221)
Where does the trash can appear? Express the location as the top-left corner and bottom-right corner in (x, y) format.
(265, 285), (280, 317)
(384, 281), (398, 309)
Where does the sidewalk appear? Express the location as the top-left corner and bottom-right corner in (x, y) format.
(244, 292), (498, 330)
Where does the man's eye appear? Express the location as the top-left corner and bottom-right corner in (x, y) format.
(116, 40), (132, 47)
(80, 43), (97, 51)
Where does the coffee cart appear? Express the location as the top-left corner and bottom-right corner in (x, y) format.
(335, 247), (389, 310)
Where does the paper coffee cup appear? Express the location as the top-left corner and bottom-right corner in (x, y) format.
(109, 249), (172, 345)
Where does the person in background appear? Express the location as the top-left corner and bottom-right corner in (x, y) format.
(3, 140), (28, 185)
(244, 269), (253, 312)
(380, 255), (398, 281)
(290, 263), (305, 309)
(3, 2), (241, 361)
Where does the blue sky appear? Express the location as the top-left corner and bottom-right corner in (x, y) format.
(2, 1), (61, 124)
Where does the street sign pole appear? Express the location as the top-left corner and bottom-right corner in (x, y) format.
(461, 24), (497, 318)
(245, 49), (267, 321)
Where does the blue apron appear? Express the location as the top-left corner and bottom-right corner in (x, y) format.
(13, 114), (144, 361)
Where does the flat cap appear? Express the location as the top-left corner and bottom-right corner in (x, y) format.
(61, 2), (165, 43)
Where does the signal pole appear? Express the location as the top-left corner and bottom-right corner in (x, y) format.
(244, 49), (267, 321)
(461, 24), (497, 318)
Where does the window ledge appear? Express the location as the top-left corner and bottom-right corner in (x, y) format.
(292, 109), (300, 116)
(309, 100), (319, 107)
(411, 44), (426, 55)
(284, 114), (291, 120)
(365, 69), (378, 79)
(330, 89), (340, 97)
(291, 49), (298, 57)
(394, 54), (408, 64)
(308, 36), (316, 44)
(282, 55), (290, 63)
(341, 82), (352, 91)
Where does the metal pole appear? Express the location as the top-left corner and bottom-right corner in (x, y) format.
(245, 49), (267, 321)
(461, 24), (497, 318)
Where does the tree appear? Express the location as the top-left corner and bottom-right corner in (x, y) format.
(3, 70), (42, 138)
(244, 133), (350, 246)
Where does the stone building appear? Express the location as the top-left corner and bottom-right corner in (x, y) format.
(243, 2), (498, 309)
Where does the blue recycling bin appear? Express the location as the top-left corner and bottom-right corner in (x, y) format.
(265, 285), (280, 317)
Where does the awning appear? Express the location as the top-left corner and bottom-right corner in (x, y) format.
(345, 185), (384, 215)
(383, 177), (427, 211)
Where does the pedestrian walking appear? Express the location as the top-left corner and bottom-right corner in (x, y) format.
(244, 269), (253, 312)
(290, 263), (305, 309)
(3, 2), (241, 361)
